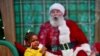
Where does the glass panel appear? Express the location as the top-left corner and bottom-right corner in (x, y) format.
(33, 5), (43, 11)
(16, 27), (21, 42)
(34, 25), (40, 34)
(90, 24), (95, 44)
(78, 2), (88, 11)
(33, 16), (43, 24)
(90, 2), (95, 11)
(79, 24), (89, 33)
(15, 13), (20, 24)
(14, 3), (20, 12)
(69, 12), (78, 22)
(90, 12), (95, 23)
(78, 11), (89, 23)
(14, 0), (20, 2)
(68, 3), (77, 11)
(23, 13), (33, 24)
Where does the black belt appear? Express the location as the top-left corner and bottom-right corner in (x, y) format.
(51, 42), (76, 52)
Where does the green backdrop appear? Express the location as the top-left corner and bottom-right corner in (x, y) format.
(14, 0), (95, 45)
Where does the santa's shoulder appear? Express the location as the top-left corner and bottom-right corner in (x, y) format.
(65, 19), (77, 25)
(40, 21), (51, 28)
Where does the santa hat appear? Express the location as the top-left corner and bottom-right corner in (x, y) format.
(49, 3), (65, 15)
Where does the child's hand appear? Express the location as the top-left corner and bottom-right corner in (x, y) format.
(40, 46), (47, 54)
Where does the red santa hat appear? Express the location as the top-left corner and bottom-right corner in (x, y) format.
(49, 3), (65, 15)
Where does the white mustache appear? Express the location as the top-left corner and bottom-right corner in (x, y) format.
(50, 16), (64, 27)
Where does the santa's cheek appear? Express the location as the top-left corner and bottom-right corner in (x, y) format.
(58, 13), (63, 17)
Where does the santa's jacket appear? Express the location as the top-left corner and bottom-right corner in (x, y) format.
(38, 19), (91, 56)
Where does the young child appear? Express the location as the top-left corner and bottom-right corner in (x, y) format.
(24, 32), (47, 56)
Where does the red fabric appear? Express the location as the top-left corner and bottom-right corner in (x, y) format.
(38, 19), (88, 55)
(15, 42), (26, 56)
(66, 20), (88, 50)
(38, 21), (61, 55)
(93, 42), (100, 53)
(77, 50), (87, 56)
(66, 20), (88, 44)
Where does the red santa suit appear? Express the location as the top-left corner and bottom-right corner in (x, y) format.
(38, 3), (91, 56)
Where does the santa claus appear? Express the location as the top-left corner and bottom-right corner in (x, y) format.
(38, 3), (91, 56)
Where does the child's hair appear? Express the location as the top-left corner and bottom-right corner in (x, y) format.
(24, 32), (37, 46)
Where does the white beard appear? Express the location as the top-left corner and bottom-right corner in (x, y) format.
(50, 16), (65, 27)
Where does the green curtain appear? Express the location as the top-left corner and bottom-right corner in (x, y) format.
(14, 0), (95, 45)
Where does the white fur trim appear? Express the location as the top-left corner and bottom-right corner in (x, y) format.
(58, 20), (70, 44)
(49, 16), (65, 27)
(73, 43), (91, 56)
(45, 51), (58, 56)
(61, 49), (74, 56)
(49, 3), (65, 15)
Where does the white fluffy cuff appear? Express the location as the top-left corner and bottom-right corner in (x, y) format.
(61, 49), (73, 56)
(73, 43), (91, 56)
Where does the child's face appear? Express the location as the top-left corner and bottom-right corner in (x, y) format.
(30, 35), (39, 49)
